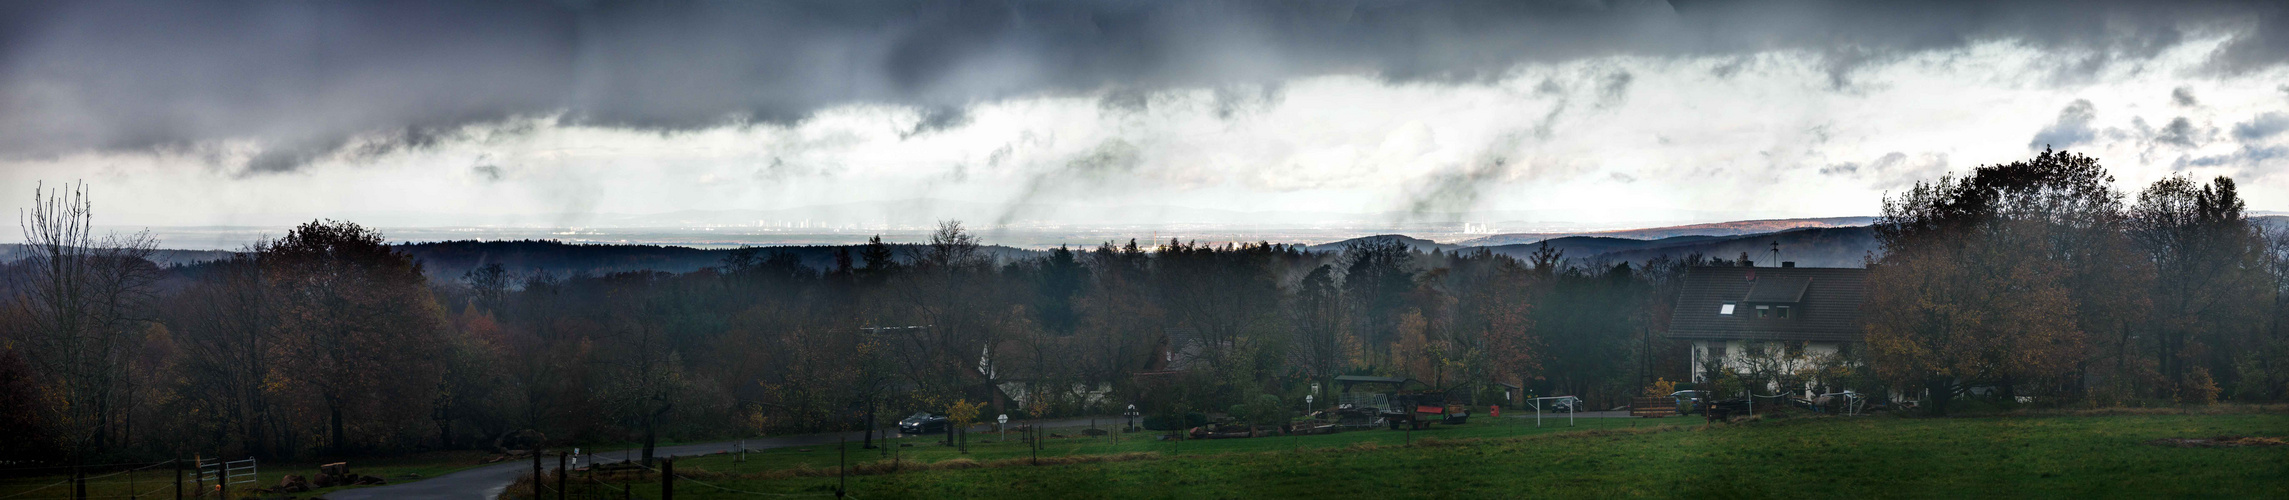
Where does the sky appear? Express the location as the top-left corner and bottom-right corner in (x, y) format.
(3, 0), (2289, 232)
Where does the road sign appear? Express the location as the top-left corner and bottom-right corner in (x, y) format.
(997, 414), (1008, 424)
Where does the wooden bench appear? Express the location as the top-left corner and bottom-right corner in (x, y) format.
(1629, 397), (1678, 418)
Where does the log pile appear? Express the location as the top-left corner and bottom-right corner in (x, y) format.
(310, 462), (387, 488)
(262, 462), (384, 494)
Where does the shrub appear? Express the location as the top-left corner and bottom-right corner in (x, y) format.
(1141, 412), (1208, 430)
(1228, 394), (1290, 428)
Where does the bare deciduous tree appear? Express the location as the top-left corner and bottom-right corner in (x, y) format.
(4, 181), (158, 459)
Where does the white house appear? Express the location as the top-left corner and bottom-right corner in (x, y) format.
(1666, 263), (1868, 395)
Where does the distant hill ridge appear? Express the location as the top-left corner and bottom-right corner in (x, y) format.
(1456, 216), (1876, 246)
(2, 241), (1046, 280)
(1299, 217), (1879, 268)
(392, 240), (1046, 279)
(1311, 226), (1876, 269)
(9, 215), (1987, 275)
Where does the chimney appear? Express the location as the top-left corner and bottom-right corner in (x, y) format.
(1782, 261), (1796, 268)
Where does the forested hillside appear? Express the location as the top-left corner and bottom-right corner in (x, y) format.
(1, 150), (2285, 465)
(391, 240), (1044, 280)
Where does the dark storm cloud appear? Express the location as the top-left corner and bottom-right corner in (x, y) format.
(1405, 157), (1512, 219)
(995, 139), (1143, 226)
(901, 107), (972, 139)
(1403, 132), (1529, 221)
(1597, 71), (1635, 106)
(2175, 145), (2289, 174)
(4, 0), (2286, 173)
(1821, 151), (1950, 188)
(2233, 112), (2289, 140)
(2030, 100), (2099, 149)
(471, 164), (505, 182)
(2155, 117), (2205, 148)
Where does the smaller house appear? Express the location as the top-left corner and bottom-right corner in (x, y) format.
(1330, 375), (1419, 412)
(1135, 327), (1217, 378)
(1666, 263), (1869, 394)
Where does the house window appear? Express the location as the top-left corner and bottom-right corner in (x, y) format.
(1777, 305), (1792, 319)
(1720, 303), (1736, 315)
(1755, 305), (1770, 318)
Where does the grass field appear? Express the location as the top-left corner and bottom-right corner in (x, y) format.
(0, 435), (742, 499)
(0, 449), (494, 499)
(537, 408), (2289, 499)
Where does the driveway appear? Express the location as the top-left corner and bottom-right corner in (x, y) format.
(323, 416), (1117, 500)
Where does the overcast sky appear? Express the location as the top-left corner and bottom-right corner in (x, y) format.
(3, 0), (2289, 230)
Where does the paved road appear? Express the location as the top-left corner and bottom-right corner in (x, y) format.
(323, 416), (1119, 500)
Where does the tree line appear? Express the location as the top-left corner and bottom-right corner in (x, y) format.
(2, 148), (2286, 464)
(0, 185), (1699, 465)
(1865, 149), (2289, 414)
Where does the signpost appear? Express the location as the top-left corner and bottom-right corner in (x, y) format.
(1123, 404), (1139, 431)
(1304, 394), (1314, 416)
(997, 414), (1009, 442)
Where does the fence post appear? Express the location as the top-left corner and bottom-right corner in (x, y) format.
(557, 452), (568, 500)
(838, 436), (847, 498)
(532, 448), (543, 499)
(192, 457), (203, 498)
(660, 458), (673, 500)
(72, 466), (84, 500)
(174, 460), (182, 500)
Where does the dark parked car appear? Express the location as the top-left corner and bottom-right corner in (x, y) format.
(1702, 399), (1753, 422)
(1670, 390), (1710, 415)
(898, 412), (948, 434)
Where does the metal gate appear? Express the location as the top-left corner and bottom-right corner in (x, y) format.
(197, 457), (257, 493)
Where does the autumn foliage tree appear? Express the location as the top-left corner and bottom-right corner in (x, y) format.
(1866, 151), (2106, 414)
(1865, 219), (2083, 415)
(264, 220), (448, 453)
(2128, 175), (2270, 403)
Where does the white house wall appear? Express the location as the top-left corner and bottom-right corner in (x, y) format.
(1693, 340), (1850, 395)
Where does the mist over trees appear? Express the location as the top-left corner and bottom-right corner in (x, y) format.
(1, 150), (2287, 463)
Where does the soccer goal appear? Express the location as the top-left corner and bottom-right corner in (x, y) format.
(1525, 396), (1581, 427)
(1812, 391), (1868, 416)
